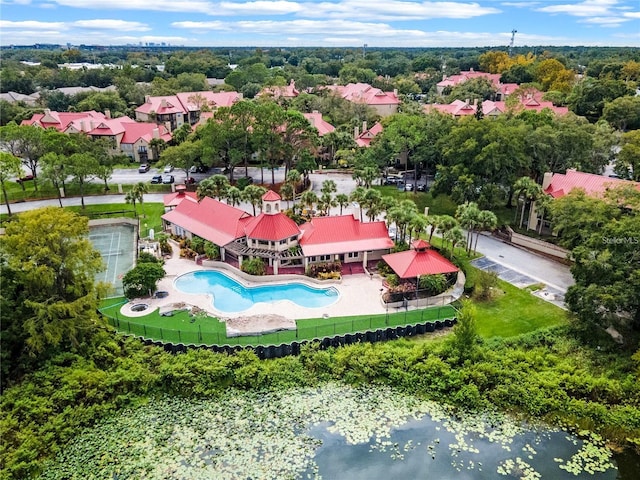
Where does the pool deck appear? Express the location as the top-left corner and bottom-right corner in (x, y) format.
(123, 244), (393, 321)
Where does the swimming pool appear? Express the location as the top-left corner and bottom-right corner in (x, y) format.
(174, 270), (339, 313)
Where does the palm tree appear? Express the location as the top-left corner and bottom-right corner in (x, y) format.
(426, 214), (442, 244)
(362, 188), (383, 221)
(335, 193), (349, 215)
(299, 190), (318, 216)
(130, 182), (149, 218)
(197, 174), (230, 201)
(534, 194), (552, 234)
(437, 215), (458, 251)
(474, 210), (498, 254)
(513, 177), (543, 229)
(349, 186), (367, 222)
(455, 202), (481, 254)
(243, 185), (267, 216)
(226, 186), (242, 207)
(280, 182), (295, 209)
(408, 213), (428, 242)
(444, 226), (465, 256)
(149, 138), (167, 162)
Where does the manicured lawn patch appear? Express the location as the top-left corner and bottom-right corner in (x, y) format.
(68, 202), (165, 238)
(374, 187), (458, 216)
(473, 278), (567, 338)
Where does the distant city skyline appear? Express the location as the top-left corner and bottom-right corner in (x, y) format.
(1, 0), (639, 48)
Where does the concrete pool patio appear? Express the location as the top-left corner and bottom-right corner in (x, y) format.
(122, 242), (399, 323)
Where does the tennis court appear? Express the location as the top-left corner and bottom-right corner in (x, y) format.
(89, 220), (138, 296)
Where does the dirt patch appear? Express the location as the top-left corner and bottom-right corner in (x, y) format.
(225, 314), (297, 337)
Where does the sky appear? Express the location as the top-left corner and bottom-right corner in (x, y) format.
(0, 0), (639, 48)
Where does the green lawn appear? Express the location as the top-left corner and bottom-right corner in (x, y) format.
(374, 186), (458, 216)
(1, 202), (165, 238)
(1, 179), (172, 204)
(99, 298), (457, 347)
(473, 278), (567, 338)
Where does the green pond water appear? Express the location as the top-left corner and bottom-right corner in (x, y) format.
(39, 383), (637, 479)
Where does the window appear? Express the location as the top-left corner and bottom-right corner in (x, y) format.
(348, 252), (358, 259)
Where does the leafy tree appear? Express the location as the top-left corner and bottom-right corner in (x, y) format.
(159, 139), (202, 179)
(602, 96), (640, 131)
(299, 190), (318, 216)
(559, 187), (640, 332)
(456, 202), (481, 254)
(567, 77), (633, 123)
(122, 262), (165, 299)
(0, 152), (22, 215)
(75, 91), (127, 117)
(446, 77), (496, 103)
(40, 152), (68, 207)
(126, 182), (149, 217)
(451, 300), (479, 360)
(534, 58), (574, 93)
(1, 207), (105, 354)
(66, 152), (100, 209)
(615, 130), (640, 181)
(0, 123), (46, 190)
(225, 186), (242, 207)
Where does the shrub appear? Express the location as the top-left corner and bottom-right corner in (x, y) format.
(190, 236), (205, 255)
(204, 241), (220, 260)
(419, 274), (448, 296)
(473, 270), (499, 301)
(137, 251), (161, 264)
(387, 274), (400, 287)
(241, 258), (266, 276)
(157, 234), (172, 256)
(377, 260), (393, 276)
(306, 261), (341, 278)
(122, 262), (165, 299)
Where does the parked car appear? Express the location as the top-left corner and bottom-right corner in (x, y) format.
(138, 164), (150, 173)
(185, 176), (197, 185)
(150, 175), (163, 184)
(163, 165), (174, 173)
(404, 183), (414, 192)
(189, 164), (209, 174)
(417, 183), (427, 192)
(16, 174), (34, 183)
(162, 175), (174, 184)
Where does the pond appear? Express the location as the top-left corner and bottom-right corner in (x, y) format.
(39, 383), (636, 480)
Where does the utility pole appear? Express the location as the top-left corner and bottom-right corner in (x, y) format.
(509, 29), (517, 56)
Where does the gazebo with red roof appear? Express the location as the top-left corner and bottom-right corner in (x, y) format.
(382, 239), (459, 279)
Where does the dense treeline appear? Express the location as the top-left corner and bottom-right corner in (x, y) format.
(1, 46), (638, 126)
(1, 324), (639, 479)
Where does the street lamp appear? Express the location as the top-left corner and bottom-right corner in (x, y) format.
(416, 275), (420, 309)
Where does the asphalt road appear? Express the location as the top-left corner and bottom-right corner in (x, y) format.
(2, 169), (574, 295)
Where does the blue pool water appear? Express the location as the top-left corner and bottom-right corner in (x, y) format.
(174, 270), (339, 313)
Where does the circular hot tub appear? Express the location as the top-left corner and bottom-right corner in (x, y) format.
(131, 303), (149, 312)
(155, 291), (169, 299)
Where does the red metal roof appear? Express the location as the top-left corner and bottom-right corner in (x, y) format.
(299, 215), (394, 256)
(262, 190), (281, 201)
(163, 190), (198, 208)
(244, 213), (300, 241)
(412, 239), (431, 250)
(545, 169), (640, 199)
(303, 112), (335, 136)
(161, 196), (251, 246)
(382, 249), (459, 279)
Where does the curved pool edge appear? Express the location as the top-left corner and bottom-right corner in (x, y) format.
(173, 268), (341, 315)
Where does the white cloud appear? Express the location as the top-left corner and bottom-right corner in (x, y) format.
(579, 16), (629, 25)
(302, 0), (501, 21)
(172, 20), (231, 30)
(537, 0), (619, 17)
(49, 0), (214, 13)
(0, 19), (65, 29)
(623, 11), (640, 18)
(501, 1), (539, 7)
(216, 0), (303, 15)
(72, 19), (150, 31)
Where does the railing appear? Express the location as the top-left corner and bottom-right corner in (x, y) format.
(100, 303), (457, 358)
